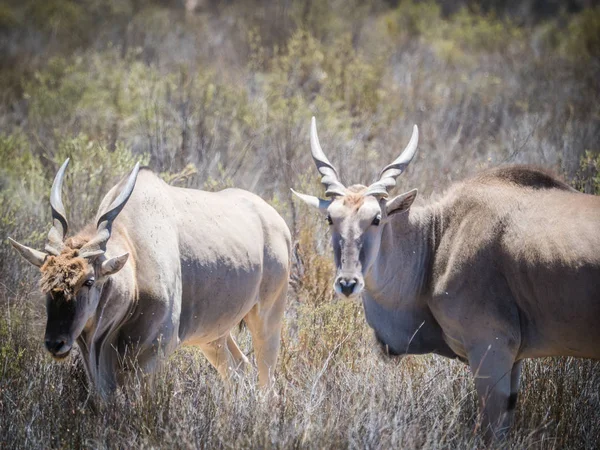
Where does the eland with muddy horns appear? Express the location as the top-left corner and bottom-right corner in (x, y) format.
(10, 159), (291, 397)
(292, 117), (600, 439)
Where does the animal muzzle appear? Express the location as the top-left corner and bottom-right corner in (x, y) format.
(45, 336), (72, 359)
(334, 275), (363, 297)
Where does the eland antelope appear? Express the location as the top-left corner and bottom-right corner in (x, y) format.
(10, 160), (291, 397)
(292, 117), (600, 438)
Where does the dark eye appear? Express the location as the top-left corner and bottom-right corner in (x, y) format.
(372, 214), (381, 226)
(326, 214), (333, 225)
(84, 278), (95, 287)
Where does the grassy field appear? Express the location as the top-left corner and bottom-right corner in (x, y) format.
(1, 1), (599, 448)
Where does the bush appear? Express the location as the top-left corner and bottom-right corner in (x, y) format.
(0, 0), (599, 448)
(576, 150), (600, 195)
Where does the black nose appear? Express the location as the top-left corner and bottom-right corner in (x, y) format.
(45, 338), (66, 354)
(339, 278), (358, 296)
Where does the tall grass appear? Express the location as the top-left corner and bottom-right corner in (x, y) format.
(0, 1), (599, 448)
(2, 293), (600, 449)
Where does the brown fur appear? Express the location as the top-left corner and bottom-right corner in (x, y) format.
(474, 165), (575, 191)
(39, 246), (90, 299)
(343, 185), (368, 209)
(64, 225), (95, 249)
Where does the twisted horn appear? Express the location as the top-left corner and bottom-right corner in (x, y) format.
(79, 163), (141, 259)
(310, 117), (346, 197)
(46, 158), (70, 255)
(364, 125), (419, 197)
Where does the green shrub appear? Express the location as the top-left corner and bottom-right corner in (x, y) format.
(0, 4), (19, 31)
(0, 133), (49, 284)
(444, 8), (524, 54)
(27, 0), (90, 43)
(576, 150), (600, 195)
(388, 0), (442, 39)
(1, 1), (599, 447)
(53, 134), (149, 231)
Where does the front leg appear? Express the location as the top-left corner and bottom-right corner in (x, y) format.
(468, 342), (518, 441)
(114, 327), (179, 392)
(509, 360), (523, 412)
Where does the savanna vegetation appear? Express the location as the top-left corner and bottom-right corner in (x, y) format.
(1, 0), (599, 448)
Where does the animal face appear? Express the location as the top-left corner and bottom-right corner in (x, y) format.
(319, 188), (417, 297)
(325, 192), (384, 298)
(40, 249), (99, 358)
(39, 247), (128, 359)
(9, 159), (136, 360)
(292, 117), (419, 298)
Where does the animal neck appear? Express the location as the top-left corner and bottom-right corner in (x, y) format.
(73, 223), (138, 306)
(96, 228), (138, 329)
(363, 204), (437, 310)
(77, 225), (138, 372)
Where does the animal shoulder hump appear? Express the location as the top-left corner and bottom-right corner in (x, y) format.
(474, 165), (576, 192)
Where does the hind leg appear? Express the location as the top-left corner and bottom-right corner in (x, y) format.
(199, 335), (239, 382)
(244, 282), (287, 388)
(227, 332), (250, 370)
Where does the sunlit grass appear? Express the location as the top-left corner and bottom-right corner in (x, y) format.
(0, 1), (599, 448)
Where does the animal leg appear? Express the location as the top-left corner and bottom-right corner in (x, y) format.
(468, 344), (517, 441)
(509, 360), (523, 413)
(199, 336), (238, 383)
(227, 332), (250, 371)
(244, 290), (286, 388)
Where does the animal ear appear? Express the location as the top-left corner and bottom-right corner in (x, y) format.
(100, 253), (129, 277)
(386, 189), (418, 217)
(290, 189), (332, 211)
(8, 238), (47, 267)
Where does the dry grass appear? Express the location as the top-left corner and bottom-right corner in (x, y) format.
(1, 220), (599, 449)
(1, 291), (599, 449)
(1, 1), (599, 448)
